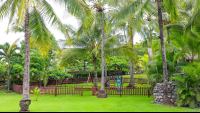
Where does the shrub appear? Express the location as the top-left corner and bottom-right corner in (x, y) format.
(72, 70), (129, 78)
(171, 63), (200, 109)
(31, 87), (40, 101)
(48, 70), (73, 80)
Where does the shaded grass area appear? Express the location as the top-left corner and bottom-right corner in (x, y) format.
(122, 73), (147, 78)
(57, 73), (148, 88)
(0, 90), (199, 112)
(57, 82), (149, 88)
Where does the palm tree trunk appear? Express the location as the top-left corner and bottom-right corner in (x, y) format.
(104, 58), (109, 87)
(20, 3), (31, 111)
(97, 9), (107, 98)
(22, 8), (30, 101)
(157, 0), (172, 105)
(167, 27), (171, 44)
(93, 57), (98, 87)
(128, 27), (134, 88)
(7, 60), (10, 91)
(100, 11), (105, 91)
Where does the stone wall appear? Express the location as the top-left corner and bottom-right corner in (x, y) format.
(151, 82), (177, 104)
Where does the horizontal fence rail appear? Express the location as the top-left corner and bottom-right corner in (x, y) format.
(92, 86), (152, 97)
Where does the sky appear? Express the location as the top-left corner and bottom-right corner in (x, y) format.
(0, 1), (142, 46)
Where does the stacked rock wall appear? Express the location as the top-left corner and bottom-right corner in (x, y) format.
(151, 82), (177, 104)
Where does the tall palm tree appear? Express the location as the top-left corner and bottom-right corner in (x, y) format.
(156, 0), (173, 105)
(0, 0), (90, 111)
(90, 0), (107, 98)
(0, 40), (20, 91)
(109, 0), (151, 88)
(59, 21), (118, 87)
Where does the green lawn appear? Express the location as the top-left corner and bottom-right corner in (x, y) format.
(57, 82), (149, 88)
(0, 90), (199, 112)
(122, 73), (147, 78)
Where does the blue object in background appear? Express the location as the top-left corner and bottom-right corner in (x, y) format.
(117, 78), (122, 91)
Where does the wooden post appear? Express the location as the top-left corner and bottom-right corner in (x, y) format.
(81, 86), (83, 96)
(109, 78), (110, 86)
(92, 86), (94, 96)
(65, 84), (66, 95)
(55, 86), (57, 97)
(114, 78), (115, 86)
(86, 72), (90, 86)
(120, 86), (121, 97)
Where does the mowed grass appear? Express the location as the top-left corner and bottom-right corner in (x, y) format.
(122, 73), (147, 78)
(0, 90), (199, 112)
(1, 73), (199, 112)
(57, 73), (148, 88)
(57, 82), (148, 88)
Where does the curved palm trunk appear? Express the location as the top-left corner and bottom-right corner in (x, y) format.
(93, 57), (98, 87)
(20, 5), (31, 111)
(7, 60), (10, 91)
(97, 9), (107, 98)
(157, 0), (172, 105)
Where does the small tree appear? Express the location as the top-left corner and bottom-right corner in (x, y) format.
(31, 87), (40, 101)
(0, 40), (20, 91)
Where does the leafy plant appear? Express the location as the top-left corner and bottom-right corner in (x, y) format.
(31, 87), (40, 101)
(171, 63), (200, 109)
(24, 101), (29, 106)
(48, 70), (73, 80)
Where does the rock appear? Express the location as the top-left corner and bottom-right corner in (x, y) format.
(150, 82), (177, 104)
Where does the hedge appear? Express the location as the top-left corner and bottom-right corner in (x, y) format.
(72, 70), (129, 78)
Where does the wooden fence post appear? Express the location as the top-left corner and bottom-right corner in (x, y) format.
(81, 86), (83, 96)
(120, 86), (121, 97)
(55, 86), (57, 97)
(92, 86), (95, 96)
(65, 84), (66, 95)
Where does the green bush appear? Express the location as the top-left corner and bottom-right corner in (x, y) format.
(73, 71), (101, 78)
(72, 70), (129, 78)
(48, 70), (73, 80)
(171, 63), (200, 109)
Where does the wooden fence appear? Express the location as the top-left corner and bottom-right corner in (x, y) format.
(122, 78), (148, 84)
(13, 84), (153, 97)
(44, 77), (149, 86)
(47, 78), (93, 86)
(92, 86), (153, 97)
(13, 84), (83, 96)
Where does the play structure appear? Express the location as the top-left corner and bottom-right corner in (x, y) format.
(61, 71), (92, 85)
(104, 71), (123, 86)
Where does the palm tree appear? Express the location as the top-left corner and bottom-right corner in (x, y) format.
(0, 40), (20, 91)
(156, 0), (173, 105)
(58, 11), (119, 87)
(0, 0), (90, 111)
(90, 1), (107, 98)
(109, 0), (151, 88)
